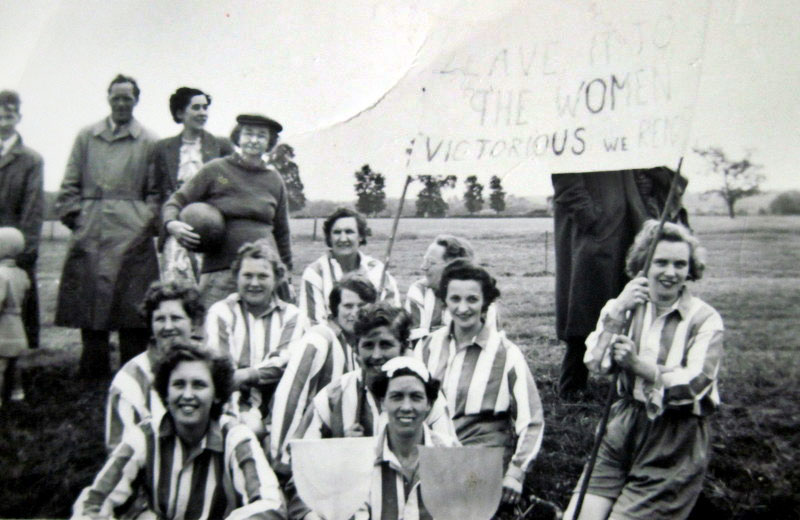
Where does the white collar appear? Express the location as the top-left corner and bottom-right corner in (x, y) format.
(1, 133), (18, 156)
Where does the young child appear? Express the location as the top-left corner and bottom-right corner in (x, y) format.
(0, 227), (30, 407)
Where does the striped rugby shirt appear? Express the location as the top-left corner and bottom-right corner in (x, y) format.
(296, 366), (458, 440)
(404, 278), (500, 341)
(73, 414), (286, 520)
(414, 325), (544, 485)
(353, 425), (459, 520)
(269, 320), (357, 465)
(206, 294), (307, 419)
(584, 288), (724, 418)
(298, 252), (400, 325)
(105, 347), (166, 451)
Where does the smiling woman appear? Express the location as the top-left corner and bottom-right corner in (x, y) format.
(566, 221), (721, 520)
(74, 342), (286, 520)
(204, 239), (307, 438)
(350, 357), (458, 520)
(415, 259), (545, 509)
(298, 207), (400, 325)
(297, 302), (456, 441)
(151, 86), (234, 286)
(162, 113), (292, 310)
(105, 280), (206, 451)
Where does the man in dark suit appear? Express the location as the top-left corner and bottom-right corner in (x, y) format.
(0, 90), (44, 352)
(552, 168), (687, 399)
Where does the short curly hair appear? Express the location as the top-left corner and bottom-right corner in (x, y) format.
(328, 273), (378, 319)
(369, 367), (441, 404)
(139, 280), (205, 332)
(437, 259), (500, 313)
(625, 220), (706, 281)
(354, 302), (412, 348)
(169, 87), (211, 123)
(323, 207), (370, 248)
(230, 239), (287, 283)
(153, 341), (234, 421)
(433, 234), (474, 262)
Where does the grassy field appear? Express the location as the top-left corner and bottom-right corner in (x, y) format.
(2, 216), (799, 518)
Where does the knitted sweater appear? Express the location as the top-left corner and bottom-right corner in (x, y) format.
(163, 154), (292, 272)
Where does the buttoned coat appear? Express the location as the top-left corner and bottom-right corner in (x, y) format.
(552, 168), (687, 339)
(1, 136), (44, 347)
(0, 136), (44, 266)
(151, 130), (233, 200)
(150, 131), (234, 243)
(55, 118), (159, 329)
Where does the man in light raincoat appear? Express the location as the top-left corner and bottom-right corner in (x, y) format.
(55, 74), (159, 379)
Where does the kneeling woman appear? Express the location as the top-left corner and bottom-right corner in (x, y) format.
(354, 357), (459, 520)
(73, 342), (285, 520)
(565, 221), (724, 520)
(414, 259), (544, 506)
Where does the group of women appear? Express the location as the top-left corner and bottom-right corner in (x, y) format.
(73, 86), (723, 520)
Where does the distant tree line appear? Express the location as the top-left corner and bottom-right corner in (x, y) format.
(354, 165), (509, 217)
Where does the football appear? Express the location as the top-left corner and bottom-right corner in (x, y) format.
(179, 202), (226, 253)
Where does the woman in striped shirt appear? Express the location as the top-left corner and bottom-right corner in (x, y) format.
(74, 342), (286, 520)
(105, 280), (205, 451)
(564, 221), (724, 520)
(270, 274), (377, 469)
(414, 259), (544, 507)
(297, 302), (456, 440)
(405, 234), (500, 341)
(298, 208), (399, 324)
(205, 240), (307, 438)
(353, 357), (459, 520)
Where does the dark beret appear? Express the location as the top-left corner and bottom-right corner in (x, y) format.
(235, 114), (283, 133)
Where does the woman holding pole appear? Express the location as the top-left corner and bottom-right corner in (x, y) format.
(564, 220), (723, 520)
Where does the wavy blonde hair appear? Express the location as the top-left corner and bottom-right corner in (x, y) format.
(625, 220), (706, 281)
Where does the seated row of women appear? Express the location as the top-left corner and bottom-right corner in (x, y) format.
(80, 219), (722, 520)
(83, 237), (543, 519)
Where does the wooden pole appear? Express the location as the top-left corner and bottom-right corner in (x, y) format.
(378, 175), (413, 294)
(312, 217), (317, 242)
(571, 158), (684, 520)
(544, 230), (549, 274)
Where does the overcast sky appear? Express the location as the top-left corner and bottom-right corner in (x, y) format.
(2, 0), (798, 200)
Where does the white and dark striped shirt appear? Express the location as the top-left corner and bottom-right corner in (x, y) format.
(404, 279), (500, 341)
(206, 294), (307, 423)
(353, 425), (459, 520)
(105, 348), (165, 451)
(73, 414), (286, 520)
(269, 321), (357, 466)
(297, 367), (457, 440)
(414, 325), (544, 485)
(298, 252), (400, 325)
(584, 289), (724, 418)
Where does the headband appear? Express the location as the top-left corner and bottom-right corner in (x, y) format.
(381, 357), (430, 382)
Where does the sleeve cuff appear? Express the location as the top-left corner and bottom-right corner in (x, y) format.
(505, 464), (525, 485)
(601, 306), (628, 334)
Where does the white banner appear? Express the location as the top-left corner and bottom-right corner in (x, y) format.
(403, 0), (710, 175)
